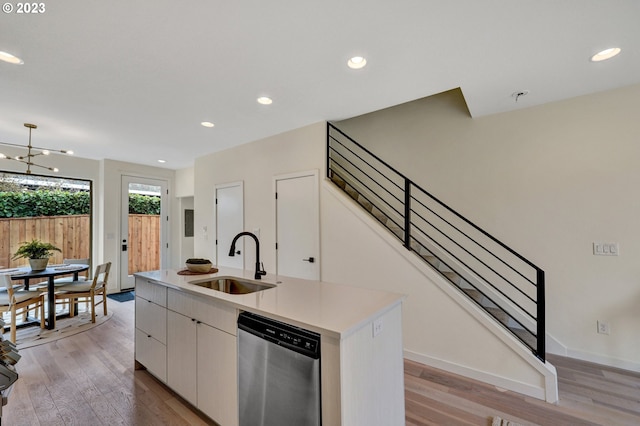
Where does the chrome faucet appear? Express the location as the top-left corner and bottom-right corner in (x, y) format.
(228, 231), (266, 279)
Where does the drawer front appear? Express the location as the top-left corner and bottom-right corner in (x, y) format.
(135, 329), (167, 382)
(135, 297), (167, 344)
(167, 288), (237, 335)
(135, 278), (167, 307)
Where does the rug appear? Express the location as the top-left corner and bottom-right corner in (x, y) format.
(107, 290), (135, 302)
(13, 310), (113, 350)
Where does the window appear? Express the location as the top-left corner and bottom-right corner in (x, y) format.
(0, 172), (92, 268)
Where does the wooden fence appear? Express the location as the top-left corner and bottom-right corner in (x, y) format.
(128, 214), (160, 274)
(0, 215), (160, 272)
(0, 215), (90, 268)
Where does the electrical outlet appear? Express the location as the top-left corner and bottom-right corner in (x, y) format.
(372, 318), (383, 338)
(597, 321), (610, 335)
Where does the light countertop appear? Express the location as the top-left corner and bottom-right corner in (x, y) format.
(134, 267), (405, 339)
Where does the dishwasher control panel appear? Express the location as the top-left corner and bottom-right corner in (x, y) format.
(238, 311), (321, 359)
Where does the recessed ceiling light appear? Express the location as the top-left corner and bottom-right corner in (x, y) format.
(257, 96), (273, 105)
(347, 56), (367, 69)
(201, 121), (215, 128)
(591, 47), (621, 62)
(0, 51), (24, 65)
(158, 159), (166, 163)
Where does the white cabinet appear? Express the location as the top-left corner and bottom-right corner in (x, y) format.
(135, 329), (167, 381)
(166, 288), (238, 426)
(166, 311), (197, 404)
(197, 322), (237, 426)
(135, 278), (167, 382)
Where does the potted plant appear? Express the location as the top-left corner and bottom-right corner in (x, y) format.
(12, 239), (62, 271)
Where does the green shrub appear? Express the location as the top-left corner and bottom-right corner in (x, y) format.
(128, 193), (160, 215)
(0, 190), (160, 218)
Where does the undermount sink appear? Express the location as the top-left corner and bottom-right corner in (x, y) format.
(189, 277), (275, 295)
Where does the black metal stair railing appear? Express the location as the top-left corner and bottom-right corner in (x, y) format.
(327, 122), (546, 362)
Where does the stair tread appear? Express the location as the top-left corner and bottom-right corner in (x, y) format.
(510, 327), (537, 347)
(443, 271), (460, 283)
(462, 288), (484, 303)
(484, 306), (510, 323)
(330, 174), (346, 188)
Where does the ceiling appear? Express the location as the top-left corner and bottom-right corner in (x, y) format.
(1, 0), (639, 170)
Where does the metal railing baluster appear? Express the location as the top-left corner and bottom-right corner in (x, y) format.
(326, 123), (545, 362)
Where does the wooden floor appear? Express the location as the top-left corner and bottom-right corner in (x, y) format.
(3, 299), (639, 425)
(406, 356), (640, 426)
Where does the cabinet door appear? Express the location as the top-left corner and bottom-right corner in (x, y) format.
(197, 324), (238, 426)
(168, 288), (237, 335)
(135, 278), (167, 306)
(135, 329), (167, 382)
(167, 311), (197, 405)
(135, 297), (167, 344)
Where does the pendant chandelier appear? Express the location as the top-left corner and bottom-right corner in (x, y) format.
(0, 123), (74, 174)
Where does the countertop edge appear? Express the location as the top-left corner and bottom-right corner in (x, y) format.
(134, 268), (405, 339)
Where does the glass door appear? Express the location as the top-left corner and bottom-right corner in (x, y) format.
(120, 176), (167, 290)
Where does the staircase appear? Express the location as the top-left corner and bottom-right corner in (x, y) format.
(327, 123), (545, 361)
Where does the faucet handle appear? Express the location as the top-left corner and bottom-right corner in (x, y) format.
(258, 262), (266, 276)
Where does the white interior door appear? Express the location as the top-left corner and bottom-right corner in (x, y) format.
(215, 182), (244, 269)
(120, 176), (168, 291)
(275, 170), (320, 280)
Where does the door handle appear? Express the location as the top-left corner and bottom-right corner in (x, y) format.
(303, 257), (315, 263)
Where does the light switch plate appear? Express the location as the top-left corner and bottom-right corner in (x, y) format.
(593, 242), (619, 256)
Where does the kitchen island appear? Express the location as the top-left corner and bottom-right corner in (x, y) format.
(134, 267), (405, 426)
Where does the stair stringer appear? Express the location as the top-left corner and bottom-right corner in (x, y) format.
(331, 171), (539, 348)
(323, 179), (559, 403)
(409, 228), (538, 338)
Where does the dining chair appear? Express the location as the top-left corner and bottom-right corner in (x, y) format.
(50, 258), (92, 312)
(54, 258), (91, 284)
(0, 274), (45, 343)
(52, 262), (110, 327)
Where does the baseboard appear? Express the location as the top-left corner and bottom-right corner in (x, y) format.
(404, 349), (547, 401)
(544, 333), (640, 373)
(550, 347), (640, 373)
(545, 333), (567, 356)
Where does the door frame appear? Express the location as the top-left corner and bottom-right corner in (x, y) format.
(120, 175), (169, 291)
(274, 169), (320, 279)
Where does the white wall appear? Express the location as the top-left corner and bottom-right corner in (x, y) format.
(193, 123), (325, 268)
(336, 85), (640, 371)
(192, 120), (553, 400)
(177, 196), (195, 265)
(175, 167), (194, 198)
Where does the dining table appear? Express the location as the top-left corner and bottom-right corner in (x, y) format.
(7, 264), (90, 330)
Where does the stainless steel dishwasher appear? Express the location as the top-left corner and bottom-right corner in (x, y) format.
(238, 311), (321, 426)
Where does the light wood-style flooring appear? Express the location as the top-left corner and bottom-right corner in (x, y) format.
(3, 298), (639, 425)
